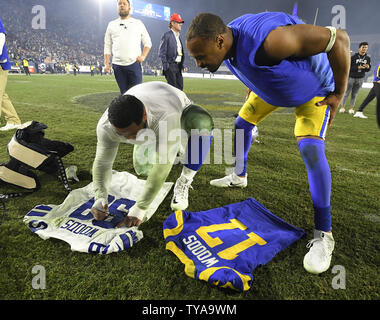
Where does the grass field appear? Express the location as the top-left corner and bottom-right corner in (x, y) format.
(0, 74), (379, 302)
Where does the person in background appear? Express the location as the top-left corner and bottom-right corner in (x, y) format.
(0, 17), (22, 131)
(22, 58), (30, 76)
(104, 0), (152, 94)
(159, 13), (186, 90)
(73, 62), (79, 76)
(339, 42), (371, 114)
(353, 60), (380, 119)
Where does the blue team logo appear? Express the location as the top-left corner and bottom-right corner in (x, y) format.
(68, 196), (136, 229)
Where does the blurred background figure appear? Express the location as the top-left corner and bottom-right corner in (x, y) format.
(339, 42), (371, 115)
(22, 57), (31, 76)
(354, 59), (380, 119)
(0, 17), (22, 131)
(159, 13), (186, 90)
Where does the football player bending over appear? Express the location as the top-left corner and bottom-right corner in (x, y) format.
(90, 81), (213, 228)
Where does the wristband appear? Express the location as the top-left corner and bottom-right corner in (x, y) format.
(324, 26), (337, 53)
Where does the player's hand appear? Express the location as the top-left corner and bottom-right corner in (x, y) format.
(116, 216), (142, 228)
(116, 205), (145, 228)
(104, 64), (111, 74)
(136, 55), (145, 63)
(90, 198), (109, 220)
(315, 92), (343, 126)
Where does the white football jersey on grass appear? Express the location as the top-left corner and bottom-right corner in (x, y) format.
(23, 171), (173, 254)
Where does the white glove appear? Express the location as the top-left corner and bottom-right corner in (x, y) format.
(128, 205), (146, 222)
(65, 165), (79, 182)
(93, 198), (108, 212)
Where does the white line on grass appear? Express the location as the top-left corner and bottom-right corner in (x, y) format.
(14, 101), (40, 107)
(362, 214), (380, 224)
(327, 146), (380, 155)
(333, 165), (380, 178)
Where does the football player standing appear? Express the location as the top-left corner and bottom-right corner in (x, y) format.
(186, 12), (350, 275)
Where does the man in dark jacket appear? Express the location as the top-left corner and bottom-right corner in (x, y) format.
(159, 13), (186, 90)
(354, 59), (380, 119)
(339, 42), (371, 114)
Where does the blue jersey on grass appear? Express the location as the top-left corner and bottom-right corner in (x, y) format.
(163, 198), (305, 291)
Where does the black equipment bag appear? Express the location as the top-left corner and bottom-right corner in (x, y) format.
(0, 121), (74, 199)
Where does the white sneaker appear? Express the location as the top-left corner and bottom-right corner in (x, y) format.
(210, 172), (247, 188)
(353, 111), (368, 119)
(348, 108), (355, 115)
(303, 230), (335, 274)
(0, 123), (21, 131)
(339, 107), (345, 113)
(171, 176), (193, 211)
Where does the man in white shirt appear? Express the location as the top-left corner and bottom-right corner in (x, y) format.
(104, 0), (152, 94)
(158, 13), (186, 90)
(90, 81), (214, 228)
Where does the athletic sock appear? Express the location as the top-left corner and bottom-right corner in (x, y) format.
(184, 134), (212, 172)
(298, 138), (332, 232)
(234, 116), (255, 176)
(180, 166), (196, 182)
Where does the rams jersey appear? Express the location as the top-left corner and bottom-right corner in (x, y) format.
(225, 12), (335, 107)
(163, 198), (305, 291)
(0, 18), (11, 70)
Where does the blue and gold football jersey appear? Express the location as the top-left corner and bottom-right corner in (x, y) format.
(163, 198), (305, 291)
(225, 12), (335, 107)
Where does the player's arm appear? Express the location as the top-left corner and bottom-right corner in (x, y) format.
(117, 145), (177, 228)
(91, 125), (119, 220)
(117, 117), (180, 228)
(116, 160), (174, 228)
(259, 24), (350, 125)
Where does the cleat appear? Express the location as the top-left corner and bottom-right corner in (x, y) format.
(348, 108), (355, 115)
(210, 172), (247, 188)
(303, 230), (335, 274)
(339, 107), (345, 113)
(171, 176), (193, 211)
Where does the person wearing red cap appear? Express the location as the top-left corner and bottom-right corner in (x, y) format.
(158, 13), (186, 90)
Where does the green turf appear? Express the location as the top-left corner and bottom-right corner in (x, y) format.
(0, 74), (379, 300)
